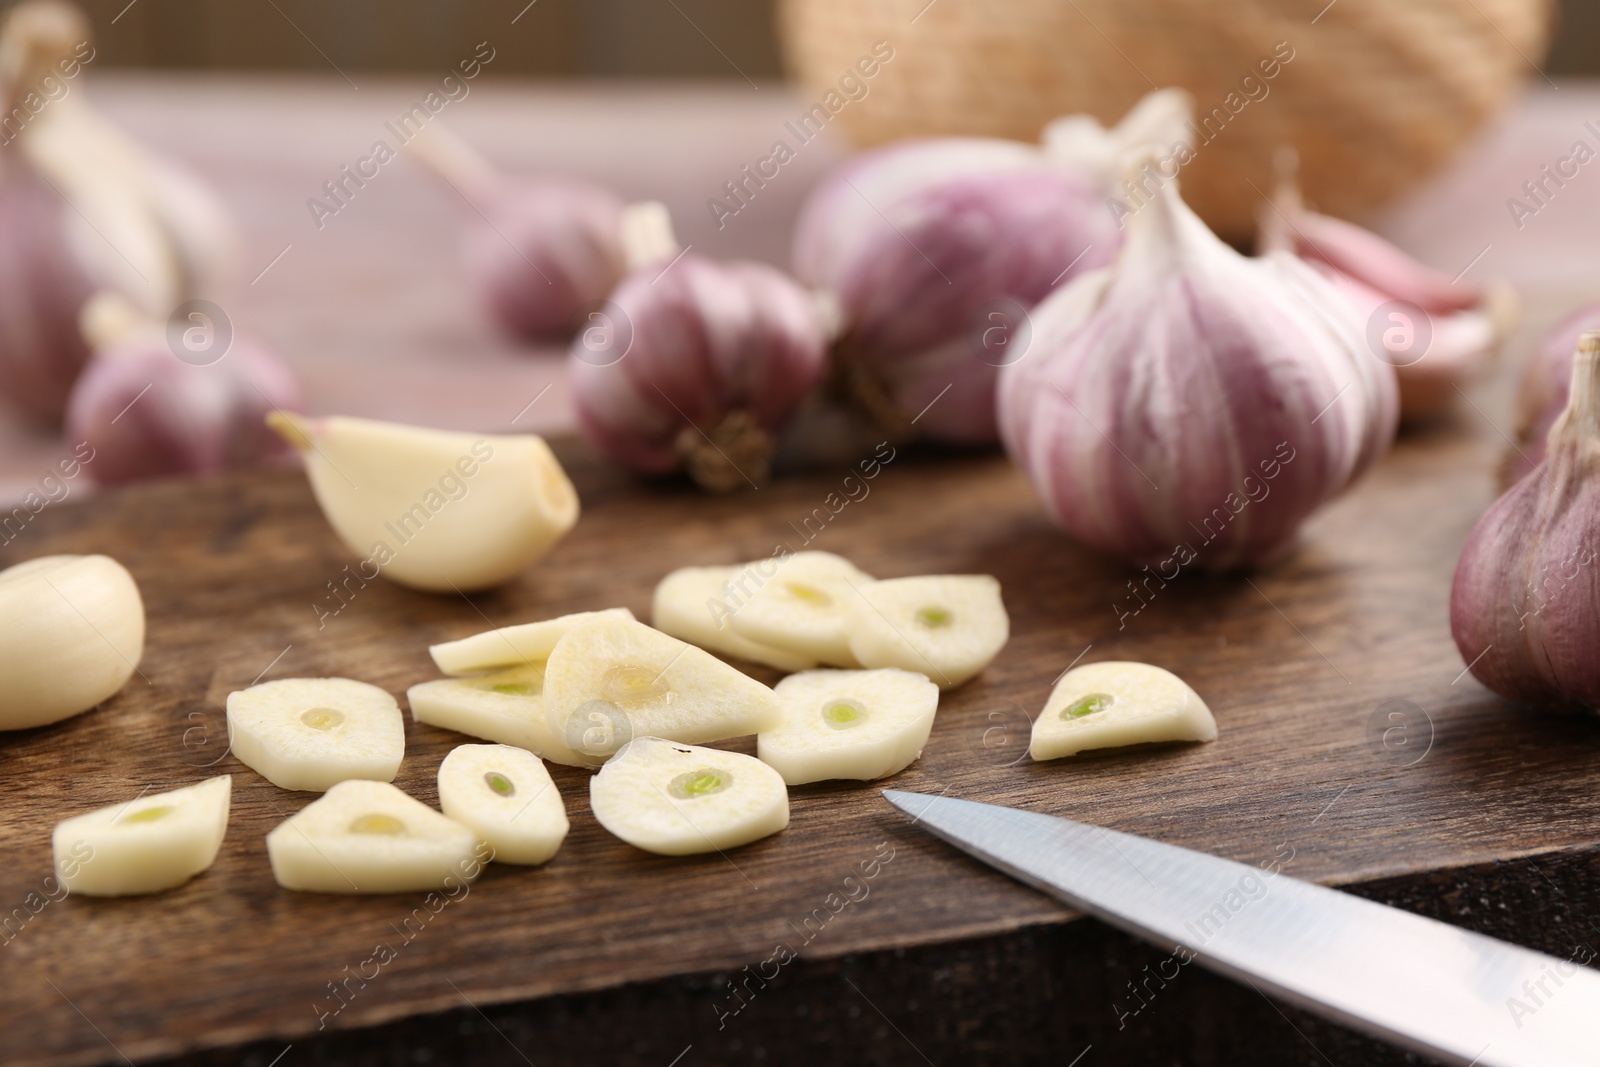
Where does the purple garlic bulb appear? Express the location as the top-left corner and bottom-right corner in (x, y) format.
(997, 168), (1398, 570)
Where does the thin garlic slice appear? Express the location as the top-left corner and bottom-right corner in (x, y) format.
(227, 678), (405, 792)
(589, 736), (788, 855)
(542, 617), (781, 760)
(437, 744), (568, 865)
(1029, 661), (1217, 761)
(265, 780), (483, 894)
(429, 608), (636, 675)
(408, 666), (594, 768)
(53, 775), (231, 897)
(652, 565), (818, 672)
(0, 554), (145, 730)
(725, 552), (874, 666)
(846, 575), (1008, 689)
(759, 669), (939, 785)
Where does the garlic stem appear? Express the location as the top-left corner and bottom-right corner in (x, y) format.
(1548, 331), (1600, 464)
(407, 121), (503, 207)
(618, 200), (679, 271)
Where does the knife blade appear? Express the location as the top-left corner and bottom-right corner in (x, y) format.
(882, 790), (1600, 1067)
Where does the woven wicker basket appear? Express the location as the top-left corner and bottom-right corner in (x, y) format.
(777, 0), (1553, 238)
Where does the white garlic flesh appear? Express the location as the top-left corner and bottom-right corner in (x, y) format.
(52, 775), (231, 897)
(758, 668), (939, 785)
(1028, 661), (1216, 761)
(265, 779), (483, 894)
(437, 744), (568, 866)
(407, 665), (593, 768)
(0, 554), (144, 730)
(652, 564), (819, 673)
(542, 617), (781, 760)
(725, 551), (874, 667)
(429, 607), (635, 675)
(589, 736), (788, 856)
(226, 677), (405, 792)
(846, 575), (1008, 689)
(267, 413), (580, 593)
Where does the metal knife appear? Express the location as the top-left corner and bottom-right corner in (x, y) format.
(882, 790), (1600, 1067)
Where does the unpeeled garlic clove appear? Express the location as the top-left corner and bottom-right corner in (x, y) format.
(793, 89), (1192, 444)
(1505, 299), (1600, 487)
(267, 412), (580, 593)
(1258, 168), (1513, 423)
(998, 163), (1398, 570)
(0, 553), (144, 730)
(1450, 331), (1600, 713)
(66, 293), (302, 486)
(569, 239), (830, 492)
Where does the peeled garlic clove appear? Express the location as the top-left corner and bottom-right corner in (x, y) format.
(845, 575), (1008, 689)
(1028, 661), (1216, 761)
(758, 668), (939, 785)
(794, 90), (1192, 444)
(999, 165), (1398, 570)
(1451, 332), (1600, 712)
(0, 553), (144, 730)
(67, 306), (302, 486)
(226, 677), (405, 792)
(652, 564), (818, 673)
(437, 744), (568, 865)
(268, 412), (579, 593)
(723, 551), (872, 667)
(570, 210), (830, 492)
(53, 775), (231, 896)
(1507, 300), (1600, 486)
(1258, 172), (1511, 423)
(265, 779), (483, 894)
(429, 607), (635, 675)
(542, 616), (781, 759)
(407, 667), (594, 769)
(589, 736), (788, 856)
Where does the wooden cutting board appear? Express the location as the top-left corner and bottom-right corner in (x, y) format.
(1, 422), (1597, 1067)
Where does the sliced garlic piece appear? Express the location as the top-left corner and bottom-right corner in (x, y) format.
(429, 607), (636, 675)
(267, 413), (580, 593)
(725, 551), (873, 666)
(53, 775), (231, 897)
(407, 665), (595, 768)
(759, 668), (939, 785)
(846, 575), (1008, 688)
(265, 779), (483, 894)
(227, 678), (405, 792)
(543, 616), (781, 759)
(0, 554), (145, 731)
(1029, 661), (1217, 761)
(652, 565), (818, 672)
(589, 736), (788, 855)
(437, 744), (568, 865)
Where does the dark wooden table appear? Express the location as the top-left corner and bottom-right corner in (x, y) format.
(1, 76), (1600, 1067)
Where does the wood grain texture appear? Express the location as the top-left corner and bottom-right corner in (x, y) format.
(1, 407), (1598, 1066)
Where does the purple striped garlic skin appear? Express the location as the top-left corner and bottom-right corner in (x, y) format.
(1451, 335), (1600, 713)
(569, 255), (829, 486)
(794, 138), (1120, 444)
(1506, 299), (1600, 485)
(997, 178), (1398, 570)
(65, 336), (302, 486)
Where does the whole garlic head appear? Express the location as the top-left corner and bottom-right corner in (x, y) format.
(793, 89), (1192, 444)
(0, 553), (145, 730)
(569, 254), (830, 492)
(998, 168), (1398, 569)
(1451, 332), (1600, 713)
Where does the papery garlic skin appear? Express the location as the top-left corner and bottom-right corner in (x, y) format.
(1451, 334), (1600, 713)
(1507, 300), (1600, 486)
(998, 176), (1398, 569)
(1258, 177), (1510, 423)
(0, 554), (145, 730)
(268, 413), (580, 593)
(569, 255), (829, 492)
(66, 333), (301, 486)
(794, 90), (1193, 444)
